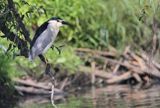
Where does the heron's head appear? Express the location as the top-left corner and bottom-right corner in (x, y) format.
(48, 17), (72, 28)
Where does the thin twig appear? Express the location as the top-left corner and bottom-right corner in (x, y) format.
(50, 77), (58, 108)
(51, 84), (56, 108)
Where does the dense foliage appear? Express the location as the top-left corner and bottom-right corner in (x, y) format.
(0, 51), (17, 108)
(14, 0), (160, 50)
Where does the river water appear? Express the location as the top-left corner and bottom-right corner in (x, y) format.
(17, 84), (160, 108)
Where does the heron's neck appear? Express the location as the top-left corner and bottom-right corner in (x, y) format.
(48, 24), (59, 35)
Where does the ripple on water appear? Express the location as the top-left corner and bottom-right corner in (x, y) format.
(83, 85), (160, 108)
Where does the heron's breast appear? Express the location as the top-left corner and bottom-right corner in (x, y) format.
(41, 29), (59, 53)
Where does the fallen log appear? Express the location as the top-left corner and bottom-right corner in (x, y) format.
(14, 78), (63, 94)
(15, 86), (63, 95)
(140, 52), (160, 70)
(132, 73), (142, 83)
(79, 66), (113, 79)
(14, 78), (50, 90)
(128, 51), (146, 70)
(95, 56), (144, 74)
(106, 72), (132, 84)
(113, 46), (130, 74)
(76, 48), (116, 57)
(59, 78), (70, 90)
(15, 86), (50, 95)
(15, 85), (64, 102)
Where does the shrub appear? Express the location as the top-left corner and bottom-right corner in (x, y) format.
(16, 0), (160, 50)
(0, 50), (18, 108)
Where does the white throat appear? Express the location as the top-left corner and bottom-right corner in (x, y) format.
(48, 20), (63, 29)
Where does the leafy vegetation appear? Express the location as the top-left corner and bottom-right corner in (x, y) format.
(0, 50), (18, 108)
(14, 46), (83, 77)
(14, 0), (160, 50)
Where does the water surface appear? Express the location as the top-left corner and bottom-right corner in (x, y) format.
(17, 84), (160, 108)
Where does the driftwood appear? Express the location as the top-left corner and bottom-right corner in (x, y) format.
(112, 46), (130, 74)
(13, 47), (160, 100)
(15, 86), (50, 95)
(76, 47), (160, 85)
(79, 66), (113, 79)
(14, 78), (63, 97)
(76, 48), (116, 57)
(14, 78), (50, 90)
(106, 72), (132, 84)
(59, 78), (69, 90)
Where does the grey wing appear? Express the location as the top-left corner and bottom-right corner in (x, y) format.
(30, 30), (52, 59)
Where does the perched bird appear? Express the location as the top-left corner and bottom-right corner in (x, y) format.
(29, 17), (71, 60)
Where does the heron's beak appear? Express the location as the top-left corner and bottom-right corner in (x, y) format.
(62, 21), (74, 27)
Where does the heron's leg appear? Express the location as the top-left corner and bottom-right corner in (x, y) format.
(38, 54), (56, 107)
(38, 54), (56, 83)
(39, 54), (47, 64)
(38, 54), (48, 80)
(38, 54), (54, 76)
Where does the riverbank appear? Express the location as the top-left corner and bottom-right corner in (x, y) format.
(12, 46), (160, 107)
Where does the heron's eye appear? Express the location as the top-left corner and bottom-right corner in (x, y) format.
(57, 20), (59, 22)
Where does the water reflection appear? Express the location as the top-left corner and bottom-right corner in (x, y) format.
(84, 85), (160, 108)
(17, 85), (160, 108)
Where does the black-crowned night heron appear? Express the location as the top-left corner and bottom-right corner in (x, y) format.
(29, 17), (71, 60)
